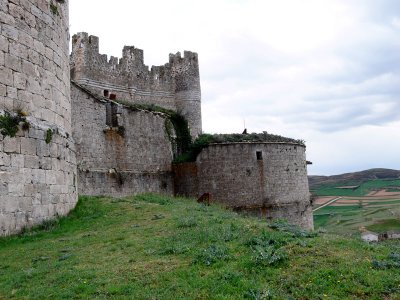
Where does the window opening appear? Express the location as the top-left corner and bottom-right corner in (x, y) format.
(256, 151), (263, 160)
(106, 103), (119, 127)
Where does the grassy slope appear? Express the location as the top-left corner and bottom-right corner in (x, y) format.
(0, 194), (399, 299)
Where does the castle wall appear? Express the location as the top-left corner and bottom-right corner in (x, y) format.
(0, 0), (77, 236)
(175, 143), (313, 230)
(70, 33), (202, 138)
(173, 162), (199, 197)
(71, 83), (174, 197)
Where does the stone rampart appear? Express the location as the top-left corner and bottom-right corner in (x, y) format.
(71, 82), (174, 197)
(174, 142), (313, 229)
(0, 0), (77, 236)
(70, 33), (202, 138)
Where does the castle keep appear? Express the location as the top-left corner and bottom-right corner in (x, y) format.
(1, 1), (313, 235)
(70, 32), (202, 139)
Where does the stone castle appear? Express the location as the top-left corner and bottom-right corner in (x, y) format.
(0, 0), (313, 236)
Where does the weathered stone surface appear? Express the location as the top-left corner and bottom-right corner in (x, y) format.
(70, 33), (202, 138)
(71, 83), (174, 197)
(174, 143), (314, 230)
(0, 0), (77, 237)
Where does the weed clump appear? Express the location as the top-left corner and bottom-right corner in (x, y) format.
(268, 220), (317, 238)
(50, 2), (59, 15)
(244, 288), (274, 299)
(194, 244), (230, 266)
(45, 129), (53, 144)
(177, 217), (198, 228)
(0, 112), (24, 138)
(246, 230), (289, 266)
(372, 252), (400, 269)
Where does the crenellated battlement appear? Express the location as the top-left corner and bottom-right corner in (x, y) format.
(70, 32), (202, 137)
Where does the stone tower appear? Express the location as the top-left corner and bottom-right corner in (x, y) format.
(70, 33), (202, 138)
(169, 51), (202, 138)
(0, 0), (77, 235)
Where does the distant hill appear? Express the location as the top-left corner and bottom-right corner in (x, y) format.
(309, 168), (400, 188)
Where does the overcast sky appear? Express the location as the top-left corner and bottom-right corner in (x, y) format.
(70, 0), (400, 175)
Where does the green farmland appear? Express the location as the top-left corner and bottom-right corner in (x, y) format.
(311, 178), (400, 197)
(312, 178), (400, 235)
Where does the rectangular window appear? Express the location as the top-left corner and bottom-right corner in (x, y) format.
(106, 103), (119, 127)
(256, 151), (263, 160)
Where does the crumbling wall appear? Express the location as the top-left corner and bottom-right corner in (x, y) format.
(0, 0), (77, 236)
(71, 83), (174, 197)
(70, 33), (202, 138)
(175, 143), (313, 230)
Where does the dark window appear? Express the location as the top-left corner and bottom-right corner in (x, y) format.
(256, 151), (263, 160)
(106, 103), (119, 127)
(103, 90), (109, 97)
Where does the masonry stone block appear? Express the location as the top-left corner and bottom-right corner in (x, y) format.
(3, 137), (20, 153)
(0, 66), (13, 85)
(0, 0), (77, 235)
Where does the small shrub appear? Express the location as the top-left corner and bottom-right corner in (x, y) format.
(252, 245), (287, 266)
(244, 288), (274, 300)
(50, 2), (59, 15)
(0, 112), (22, 137)
(246, 230), (289, 248)
(268, 220), (316, 238)
(372, 252), (400, 269)
(38, 218), (60, 231)
(194, 244), (230, 266)
(45, 128), (53, 144)
(160, 241), (190, 255)
(177, 217), (198, 228)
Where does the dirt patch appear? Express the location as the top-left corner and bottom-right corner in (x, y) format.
(372, 189), (400, 197)
(314, 197), (335, 205)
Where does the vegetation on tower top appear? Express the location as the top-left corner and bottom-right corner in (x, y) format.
(175, 132), (305, 163)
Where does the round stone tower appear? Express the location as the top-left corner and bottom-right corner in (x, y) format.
(170, 51), (202, 138)
(0, 0), (77, 235)
(196, 142), (313, 230)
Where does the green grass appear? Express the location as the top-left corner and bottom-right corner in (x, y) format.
(314, 204), (400, 235)
(1, 194), (400, 299)
(311, 179), (400, 197)
(367, 219), (400, 233)
(312, 178), (400, 235)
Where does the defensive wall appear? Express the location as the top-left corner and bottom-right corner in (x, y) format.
(0, 0), (77, 235)
(174, 142), (313, 230)
(71, 82), (174, 197)
(0, 0), (313, 234)
(70, 33), (202, 138)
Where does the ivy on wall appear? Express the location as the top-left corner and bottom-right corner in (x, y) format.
(115, 101), (192, 157)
